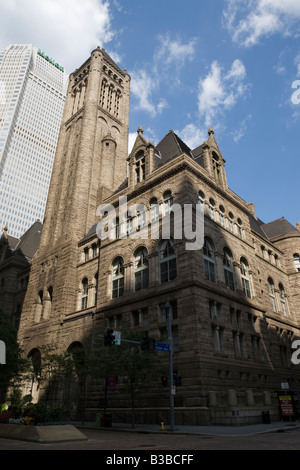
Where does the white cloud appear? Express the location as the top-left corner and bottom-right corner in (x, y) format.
(231, 114), (252, 142)
(0, 0), (114, 73)
(155, 34), (196, 68)
(130, 69), (167, 117)
(176, 123), (206, 150)
(197, 59), (249, 127)
(129, 33), (197, 117)
(224, 0), (300, 47)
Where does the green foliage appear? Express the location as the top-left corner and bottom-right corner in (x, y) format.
(29, 401), (65, 424)
(0, 309), (31, 401)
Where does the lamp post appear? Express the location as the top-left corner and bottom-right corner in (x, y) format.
(162, 302), (175, 432)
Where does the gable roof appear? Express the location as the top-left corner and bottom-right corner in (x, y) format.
(155, 130), (192, 167)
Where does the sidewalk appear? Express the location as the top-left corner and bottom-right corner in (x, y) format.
(73, 420), (300, 437)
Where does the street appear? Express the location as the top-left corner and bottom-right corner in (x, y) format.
(0, 426), (300, 451)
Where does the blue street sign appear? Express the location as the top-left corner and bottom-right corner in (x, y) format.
(155, 342), (170, 352)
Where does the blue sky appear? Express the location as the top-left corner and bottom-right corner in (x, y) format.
(0, 0), (299, 227)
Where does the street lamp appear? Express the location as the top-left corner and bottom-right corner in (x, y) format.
(161, 302), (175, 432)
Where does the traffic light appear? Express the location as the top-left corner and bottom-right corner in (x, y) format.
(104, 328), (115, 346)
(161, 375), (168, 386)
(140, 336), (155, 351)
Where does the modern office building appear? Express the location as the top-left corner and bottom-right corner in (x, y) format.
(0, 44), (68, 238)
(17, 48), (300, 426)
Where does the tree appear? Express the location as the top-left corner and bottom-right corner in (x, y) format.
(116, 332), (163, 429)
(0, 309), (30, 402)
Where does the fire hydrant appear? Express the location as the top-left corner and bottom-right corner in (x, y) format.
(160, 422), (165, 431)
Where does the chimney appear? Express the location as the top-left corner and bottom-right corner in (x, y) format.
(247, 202), (257, 220)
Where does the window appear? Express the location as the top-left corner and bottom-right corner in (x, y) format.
(219, 205), (225, 227)
(81, 278), (88, 309)
(94, 273), (98, 306)
(150, 197), (159, 222)
(159, 238), (177, 283)
(223, 247), (235, 290)
(163, 190), (173, 215)
(240, 257), (251, 298)
(212, 325), (224, 354)
(294, 253), (300, 272)
(112, 257), (124, 298)
(84, 247), (89, 262)
(233, 332), (245, 358)
(134, 247), (149, 291)
(131, 308), (148, 327)
(279, 283), (288, 316)
(92, 243), (98, 258)
(268, 277), (277, 312)
(137, 207), (147, 230)
(197, 191), (205, 208)
(135, 151), (145, 183)
(212, 152), (221, 184)
(159, 301), (178, 322)
(203, 237), (216, 282)
(237, 218), (243, 238)
(126, 212), (133, 235)
(228, 212), (234, 233)
(209, 198), (215, 221)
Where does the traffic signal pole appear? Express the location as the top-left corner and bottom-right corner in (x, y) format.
(167, 302), (175, 432)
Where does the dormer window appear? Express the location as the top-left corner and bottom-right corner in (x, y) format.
(135, 151), (145, 183)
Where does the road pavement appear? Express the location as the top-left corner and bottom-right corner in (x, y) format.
(0, 420), (300, 452)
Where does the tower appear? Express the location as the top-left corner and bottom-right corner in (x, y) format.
(18, 47), (130, 336)
(40, 47), (130, 249)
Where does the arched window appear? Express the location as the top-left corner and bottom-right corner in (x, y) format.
(159, 238), (176, 283)
(212, 152), (221, 184)
(197, 191), (205, 208)
(240, 257), (251, 298)
(150, 197), (159, 222)
(294, 253), (300, 272)
(135, 151), (145, 183)
(223, 247), (235, 290)
(163, 191), (173, 215)
(228, 212), (234, 233)
(237, 218), (243, 238)
(134, 247), (149, 291)
(126, 211), (133, 235)
(38, 290), (43, 305)
(209, 198), (215, 221)
(112, 257), (124, 298)
(203, 237), (216, 282)
(219, 205), (225, 228)
(268, 277), (277, 312)
(279, 283), (288, 316)
(81, 278), (88, 309)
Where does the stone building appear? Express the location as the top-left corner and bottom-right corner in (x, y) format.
(0, 221), (42, 329)
(17, 48), (300, 425)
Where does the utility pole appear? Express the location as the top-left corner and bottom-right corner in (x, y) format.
(164, 302), (175, 432)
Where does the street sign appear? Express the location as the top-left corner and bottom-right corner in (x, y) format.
(154, 342), (170, 352)
(113, 330), (121, 345)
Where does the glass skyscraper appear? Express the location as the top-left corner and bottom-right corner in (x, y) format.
(0, 44), (69, 238)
